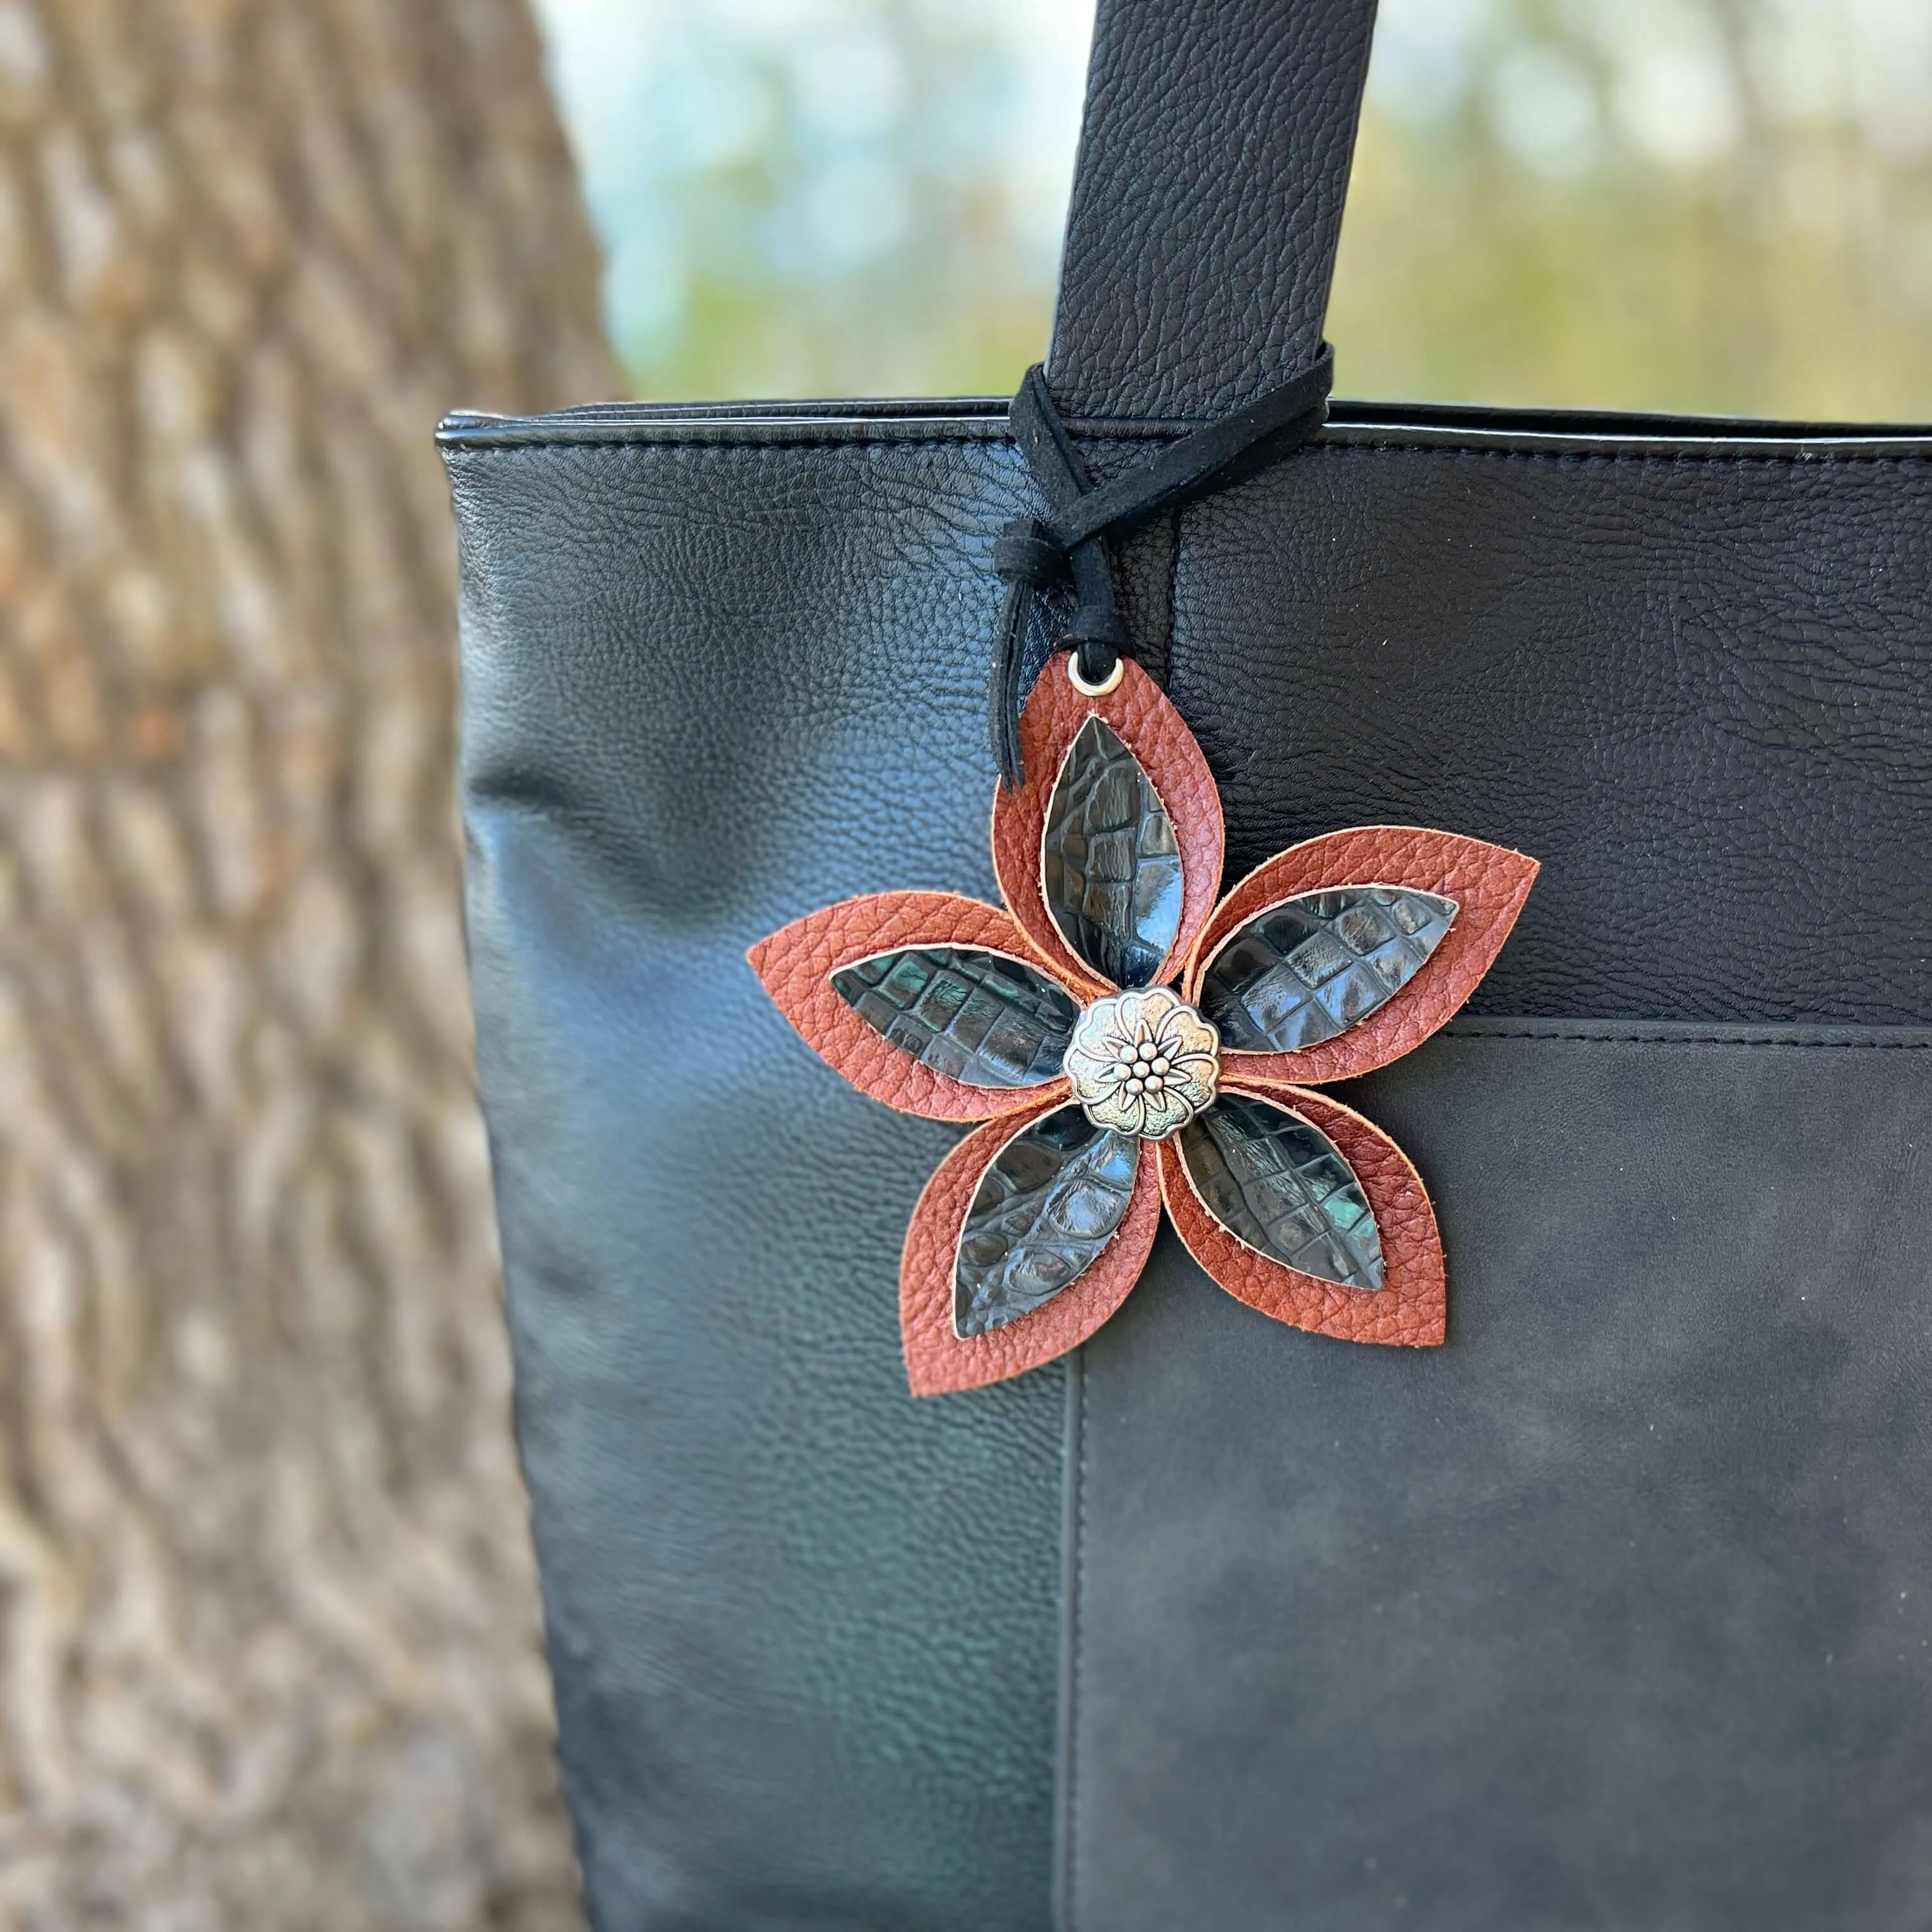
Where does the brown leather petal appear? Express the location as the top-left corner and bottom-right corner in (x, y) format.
(748, 891), (1079, 1120)
(992, 652), (1224, 995)
(1182, 826), (1538, 1085)
(901, 1102), (1164, 1396)
(1158, 1081), (1446, 1347)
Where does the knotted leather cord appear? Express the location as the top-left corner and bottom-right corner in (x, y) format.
(990, 343), (1335, 785)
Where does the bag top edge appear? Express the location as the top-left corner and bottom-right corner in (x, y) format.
(437, 393), (1932, 459)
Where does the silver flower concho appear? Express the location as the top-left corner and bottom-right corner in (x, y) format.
(1063, 986), (1219, 1139)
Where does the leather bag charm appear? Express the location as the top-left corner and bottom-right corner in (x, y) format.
(752, 650), (1537, 1395)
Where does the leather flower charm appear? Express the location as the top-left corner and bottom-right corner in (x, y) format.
(750, 653), (1537, 1396)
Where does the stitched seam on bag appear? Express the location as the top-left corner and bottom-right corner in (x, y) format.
(441, 433), (1932, 468)
(444, 434), (1031, 458)
(1325, 442), (1932, 470)
(1065, 1350), (1088, 1932)
(1444, 1028), (1932, 1047)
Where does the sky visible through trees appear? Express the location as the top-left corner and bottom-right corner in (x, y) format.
(534, 0), (1932, 419)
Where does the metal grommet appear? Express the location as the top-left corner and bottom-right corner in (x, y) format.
(1067, 651), (1125, 698)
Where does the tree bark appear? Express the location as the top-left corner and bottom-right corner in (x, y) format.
(0, 1), (614, 1923)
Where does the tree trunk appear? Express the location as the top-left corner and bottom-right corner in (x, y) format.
(0, 2), (614, 1923)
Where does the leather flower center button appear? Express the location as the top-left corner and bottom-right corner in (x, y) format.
(1065, 987), (1220, 1141)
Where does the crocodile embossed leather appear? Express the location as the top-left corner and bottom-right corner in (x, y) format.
(954, 1106), (1141, 1338)
(1198, 888), (1457, 1051)
(1043, 716), (1185, 986)
(831, 947), (1078, 1087)
(1177, 1092), (1382, 1288)
(750, 653), (1538, 1395)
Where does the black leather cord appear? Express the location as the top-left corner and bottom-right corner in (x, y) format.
(990, 344), (1334, 784)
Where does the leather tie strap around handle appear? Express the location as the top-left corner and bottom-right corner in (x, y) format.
(989, 344), (1334, 785)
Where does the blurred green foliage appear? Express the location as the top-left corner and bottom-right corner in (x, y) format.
(1331, 0), (1932, 418)
(537, 0), (1932, 419)
(537, 0), (1086, 397)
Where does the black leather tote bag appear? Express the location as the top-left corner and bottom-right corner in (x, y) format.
(439, 3), (1932, 1926)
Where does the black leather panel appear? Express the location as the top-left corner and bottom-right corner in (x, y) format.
(1065, 1023), (1932, 1931)
(1168, 435), (1932, 1026)
(446, 409), (1932, 1927)
(450, 436), (1067, 1931)
(1048, 0), (1379, 420)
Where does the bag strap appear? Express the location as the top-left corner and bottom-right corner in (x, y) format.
(1046, 0), (1382, 421)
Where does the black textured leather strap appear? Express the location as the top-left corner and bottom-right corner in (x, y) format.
(1047, 0), (1380, 421)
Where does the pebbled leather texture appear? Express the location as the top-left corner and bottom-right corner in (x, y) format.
(452, 438), (1078, 1929)
(995, 654), (1223, 998)
(1177, 1092), (1385, 1288)
(955, 1105), (1141, 1337)
(1068, 1025), (1932, 1931)
(1184, 828), (1538, 1086)
(832, 945), (1077, 1088)
(1166, 443), (1932, 1027)
(445, 405), (1932, 1927)
(1159, 1079), (1444, 1346)
(902, 1100), (1163, 1398)
(1048, 0), (1380, 421)
(1199, 886), (1457, 1051)
(1042, 716), (1184, 988)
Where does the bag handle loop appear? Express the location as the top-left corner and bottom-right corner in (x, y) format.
(1045, 0), (1380, 422)
(989, 347), (1333, 782)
